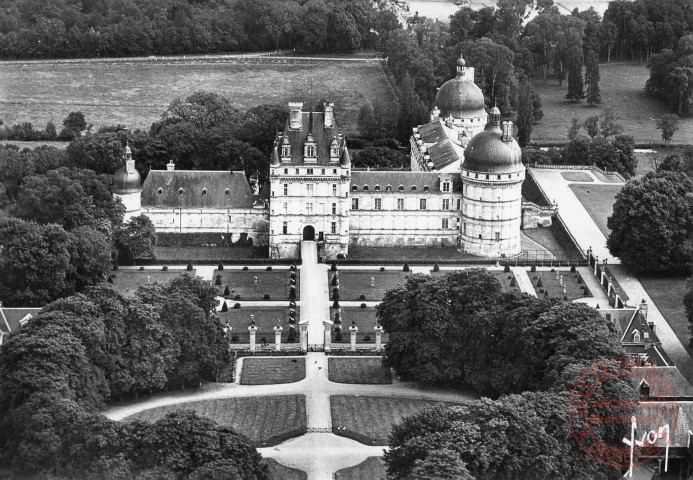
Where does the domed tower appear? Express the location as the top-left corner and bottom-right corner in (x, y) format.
(113, 143), (142, 222)
(459, 107), (524, 257)
(434, 54), (487, 137)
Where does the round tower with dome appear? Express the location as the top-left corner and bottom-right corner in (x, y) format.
(112, 144), (142, 222)
(459, 107), (524, 257)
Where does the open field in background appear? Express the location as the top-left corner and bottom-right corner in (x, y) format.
(0, 60), (395, 134)
(531, 63), (693, 145)
(639, 275), (692, 353)
(264, 458), (307, 480)
(240, 358), (306, 385)
(331, 395), (463, 445)
(123, 395), (307, 446)
(335, 457), (386, 480)
(568, 184), (622, 237)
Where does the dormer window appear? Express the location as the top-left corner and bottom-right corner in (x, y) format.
(423, 185), (429, 191)
(157, 188), (163, 195)
(225, 189), (230, 196)
(281, 137), (291, 160)
(632, 329), (641, 343)
(442, 182), (450, 192)
(306, 145), (316, 157)
(411, 185), (417, 191)
(304, 133), (317, 163)
(374, 185), (381, 191)
(386, 185), (392, 191)
(330, 137), (339, 162)
(352, 185), (358, 191)
(178, 188), (184, 195)
(398, 185), (404, 191)
(363, 185), (369, 191)
(202, 188), (207, 196)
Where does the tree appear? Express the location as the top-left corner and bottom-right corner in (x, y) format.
(408, 449), (473, 480)
(657, 114), (680, 145)
(68, 226), (112, 291)
(607, 171), (693, 272)
(584, 51), (601, 105)
(114, 215), (157, 265)
(599, 107), (623, 137)
(583, 115), (599, 138)
(567, 117), (582, 140)
(516, 76), (534, 146)
(352, 146), (408, 169)
(62, 111), (88, 138)
(565, 46), (583, 102)
(685, 283), (693, 336)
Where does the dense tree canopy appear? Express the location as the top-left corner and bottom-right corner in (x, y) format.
(607, 170), (693, 272)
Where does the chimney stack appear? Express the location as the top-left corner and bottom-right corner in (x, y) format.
(167, 160), (175, 171)
(639, 299), (648, 320)
(501, 121), (513, 142)
(324, 102), (334, 128)
(289, 102), (303, 130)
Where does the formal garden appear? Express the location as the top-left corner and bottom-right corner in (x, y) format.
(123, 395), (307, 447)
(328, 306), (387, 345)
(240, 358), (306, 385)
(214, 266), (299, 301)
(108, 268), (195, 297)
(527, 267), (592, 301)
(329, 269), (409, 302)
(432, 268), (522, 294)
(217, 305), (300, 344)
(335, 457), (386, 480)
(328, 358), (391, 384)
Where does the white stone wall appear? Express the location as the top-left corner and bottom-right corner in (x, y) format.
(141, 207), (269, 244)
(459, 168), (525, 257)
(115, 191), (141, 223)
(350, 192), (463, 247)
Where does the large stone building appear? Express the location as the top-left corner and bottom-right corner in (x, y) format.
(113, 56), (527, 260)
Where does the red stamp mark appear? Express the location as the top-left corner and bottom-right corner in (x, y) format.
(568, 357), (679, 470)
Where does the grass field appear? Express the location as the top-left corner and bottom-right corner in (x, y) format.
(329, 307), (389, 344)
(0, 60), (395, 135)
(240, 357), (305, 385)
(569, 184), (622, 237)
(639, 275), (691, 350)
(335, 457), (386, 480)
(264, 458), (307, 480)
(527, 269), (591, 301)
(332, 270), (410, 302)
(215, 269), (298, 301)
(109, 269), (196, 297)
(123, 395), (307, 446)
(531, 62), (693, 145)
(328, 358), (392, 384)
(331, 395), (461, 445)
(218, 306), (300, 343)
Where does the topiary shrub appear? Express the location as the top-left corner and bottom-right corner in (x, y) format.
(233, 303), (241, 309)
(363, 335), (371, 342)
(263, 293), (271, 300)
(162, 266), (168, 271)
(215, 275), (222, 285)
(107, 275), (115, 284)
(334, 328), (343, 342)
(433, 263), (440, 272)
(403, 263), (410, 272)
(224, 285), (230, 296)
(570, 265), (576, 273)
(550, 268), (556, 272)
(290, 272), (296, 280)
(186, 262), (193, 271)
(538, 288), (544, 293)
(337, 253), (345, 259)
(332, 289), (340, 301)
(290, 264), (297, 271)
(221, 301), (228, 312)
(544, 290), (549, 298)
(537, 278), (543, 288)
(361, 303), (367, 308)
(331, 275), (339, 286)
(530, 265), (537, 272)
(287, 328), (297, 343)
(359, 294), (366, 301)
(380, 266), (385, 272)
(504, 265), (511, 273)
(243, 266), (249, 271)
(218, 263), (224, 271)
(231, 334), (239, 342)
(563, 296), (569, 301)
(510, 277), (517, 287)
(260, 336), (267, 344)
(289, 290), (296, 300)
(234, 294), (241, 300)
(112, 264), (119, 271)
(333, 300), (340, 309)
(139, 266), (144, 271)
(577, 276), (583, 284)
(266, 266), (272, 271)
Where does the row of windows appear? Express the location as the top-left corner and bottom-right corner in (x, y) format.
(278, 222), (339, 235)
(280, 184), (339, 196)
(351, 182), (451, 192)
(464, 172), (521, 180)
(351, 198), (461, 211)
(277, 168), (341, 175)
(158, 187), (229, 196)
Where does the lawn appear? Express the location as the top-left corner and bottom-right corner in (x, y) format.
(335, 457), (386, 480)
(154, 246), (267, 262)
(526, 269), (592, 301)
(218, 306), (300, 343)
(347, 246), (480, 262)
(240, 357), (306, 385)
(561, 171), (593, 182)
(639, 275), (691, 351)
(328, 358), (392, 384)
(531, 62), (693, 145)
(522, 228), (581, 260)
(264, 458), (307, 480)
(331, 395), (462, 445)
(0, 59), (395, 135)
(109, 269), (196, 297)
(332, 270), (410, 302)
(215, 269), (299, 301)
(569, 184), (622, 237)
(329, 307), (389, 344)
(123, 395), (307, 446)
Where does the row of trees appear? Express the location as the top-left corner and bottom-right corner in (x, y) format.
(0, 111), (89, 141)
(0, 0), (381, 59)
(0, 276), (267, 478)
(378, 270), (635, 479)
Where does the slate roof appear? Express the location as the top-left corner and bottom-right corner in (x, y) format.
(418, 120), (448, 144)
(141, 171), (255, 209)
(637, 401), (691, 448)
(427, 139), (460, 170)
(282, 111), (346, 166)
(634, 366), (693, 398)
(350, 171), (462, 193)
(620, 311), (660, 344)
(415, 120), (463, 171)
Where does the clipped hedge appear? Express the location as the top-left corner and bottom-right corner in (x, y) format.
(157, 232), (254, 247)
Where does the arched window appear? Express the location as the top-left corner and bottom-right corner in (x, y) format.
(352, 185), (358, 191)
(398, 185), (404, 191)
(157, 188), (163, 195)
(423, 185), (429, 191)
(374, 185), (381, 191)
(411, 185), (417, 191)
(385, 185), (392, 191)
(178, 188), (184, 195)
(225, 189), (230, 196)
(363, 185), (369, 191)
(202, 188), (207, 196)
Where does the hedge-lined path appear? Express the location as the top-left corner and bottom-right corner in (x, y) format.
(300, 241), (331, 349)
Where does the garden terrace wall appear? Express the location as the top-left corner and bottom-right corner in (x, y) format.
(157, 232), (257, 247)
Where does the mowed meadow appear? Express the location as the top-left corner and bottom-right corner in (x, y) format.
(0, 59), (397, 134)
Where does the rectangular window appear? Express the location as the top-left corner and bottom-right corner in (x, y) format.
(332, 184), (337, 196)
(307, 168), (314, 175)
(332, 203), (337, 214)
(420, 199), (427, 210)
(282, 222), (288, 234)
(374, 198), (382, 210)
(283, 203), (288, 214)
(397, 198), (404, 210)
(352, 198), (359, 210)
(322, 169), (325, 175)
(295, 169), (299, 174)
(495, 232), (500, 242)
(442, 218), (449, 229)
(306, 203), (313, 215)
(463, 222), (467, 234)
(331, 222), (337, 234)
(333, 169), (337, 174)
(442, 182), (450, 192)
(306, 145), (316, 157)
(284, 168), (288, 174)
(283, 184), (288, 196)
(306, 184), (314, 195)
(456, 199), (461, 210)
(442, 199), (450, 210)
